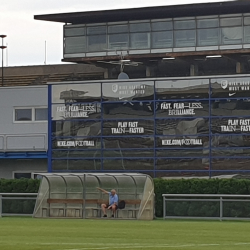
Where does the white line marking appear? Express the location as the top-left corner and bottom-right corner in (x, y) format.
(61, 242), (250, 250)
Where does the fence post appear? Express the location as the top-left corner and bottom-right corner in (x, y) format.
(163, 196), (166, 219)
(220, 196), (223, 221)
(0, 195), (2, 217)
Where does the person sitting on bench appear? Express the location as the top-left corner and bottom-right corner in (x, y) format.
(97, 188), (118, 217)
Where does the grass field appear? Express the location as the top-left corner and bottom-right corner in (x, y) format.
(0, 218), (250, 250)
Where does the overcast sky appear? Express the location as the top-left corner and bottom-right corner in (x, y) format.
(0, 0), (232, 67)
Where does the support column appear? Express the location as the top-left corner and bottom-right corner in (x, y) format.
(104, 68), (109, 79)
(190, 64), (199, 76)
(236, 62), (245, 74)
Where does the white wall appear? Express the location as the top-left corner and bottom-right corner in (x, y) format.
(0, 86), (48, 151)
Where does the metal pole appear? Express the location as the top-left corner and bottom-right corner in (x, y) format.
(1, 38), (3, 86)
(220, 197), (223, 222)
(0, 35), (7, 87)
(163, 196), (166, 219)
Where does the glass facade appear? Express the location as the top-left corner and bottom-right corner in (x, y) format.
(49, 76), (250, 177)
(63, 14), (250, 57)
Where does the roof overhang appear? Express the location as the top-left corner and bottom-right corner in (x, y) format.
(34, 1), (250, 25)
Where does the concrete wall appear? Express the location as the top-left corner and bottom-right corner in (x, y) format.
(0, 159), (47, 179)
(0, 85), (48, 151)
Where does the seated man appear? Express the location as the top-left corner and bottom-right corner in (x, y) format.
(97, 187), (118, 217)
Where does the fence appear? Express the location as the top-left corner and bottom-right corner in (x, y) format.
(162, 194), (250, 221)
(0, 193), (38, 217)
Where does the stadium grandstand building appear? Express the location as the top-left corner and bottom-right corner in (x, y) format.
(2, 1), (250, 178)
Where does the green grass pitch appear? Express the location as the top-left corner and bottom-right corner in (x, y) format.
(0, 218), (250, 250)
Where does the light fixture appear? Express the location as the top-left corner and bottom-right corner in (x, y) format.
(206, 55), (222, 59)
(162, 57), (175, 60)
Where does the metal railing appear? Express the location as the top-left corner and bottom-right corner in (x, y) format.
(0, 193), (37, 217)
(162, 194), (250, 221)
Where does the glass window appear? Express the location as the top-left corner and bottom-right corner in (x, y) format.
(174, 30), (196, 47)
(64, 26), (85, 37)
(156, 148), (209, 157)
(52, 159), (101, 171)
(103, 102), (154, 119)
(52, 120), (102, 137)
(102, 81), (154, 101)
(211, 118), (250, 135)
(87, 35), (107, 52)
(152, 31), (173, 48)
(64, 37), (86, 54)
(156, 79), (209, 99)
(197, 19), (219, 28)
(221, 27), (243, 45)
(156, 118), (209, 136)
(156, 100), (209, 118)
(52, 103), (101, 121)
(174, 20), (195, 30)
(197, 28), (219, 46)
(151, 21), (173, 31)
(87, 26), (106, 35)
(244, 17), (250, 26)
(130, 33), (150, 49)
(35, 108), (47, 121)
(211, 158), (250, 171)
(130, 22), (150, 32)
(211, 99), (250, 117)
(103, 158), (154, 170)
(14, 172), (32, 179)
(103, 149), (154, 158)
(108, 34), (129, 49)
(103, 137), (154, 149)
(103, 120), (154, 136)
(156, 158), (207, 170)
(15, 109), (32, 121)
(52, 83), (102, 104)
(108, 25), (128, 33)
(52, 138), (101, 149)
(220, 17), (242, 27)
(211, 135), (250, 148)
(244, 26), (250, 43)
(211, 77), (250, 98)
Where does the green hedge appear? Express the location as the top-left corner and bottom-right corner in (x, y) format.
(0, 179), (40, 214)
(154, 178), (250, 217)
(2, 178), (250, 218)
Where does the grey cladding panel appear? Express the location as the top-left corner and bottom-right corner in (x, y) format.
(6, 135), (46, 151)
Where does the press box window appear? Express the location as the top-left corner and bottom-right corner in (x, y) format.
(14, 107), (48, 122)
(35, 108), (48, 121)
(15, 109), (32, 121)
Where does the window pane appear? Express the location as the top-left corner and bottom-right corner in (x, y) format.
(65, 37), (86, 53)
(14, 172), (32, 179)
(35, 108), (48, 121)
(108, 25), (128, 34)
(244, 17), (250, 26)
(151, 21), (173, 31)
(87, 35), (107, 52)
(152, 31), (173, 48)
(130, 22), (150, 32)
(64, 26), (85, 37)
(221, 27), (243, 45)
(174, 20), (195, 30)
(197, 28), (219, 46)
(130, 33), (150, 49)
(174, 30), (196, 47)
(220, 17), (242, 27)
(15, 109), (32, 121)
(87, 26), (106, 35)
(197, 19), (219, 28)
(244, 26), (250, 43)
(108, 34), (129, 49)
